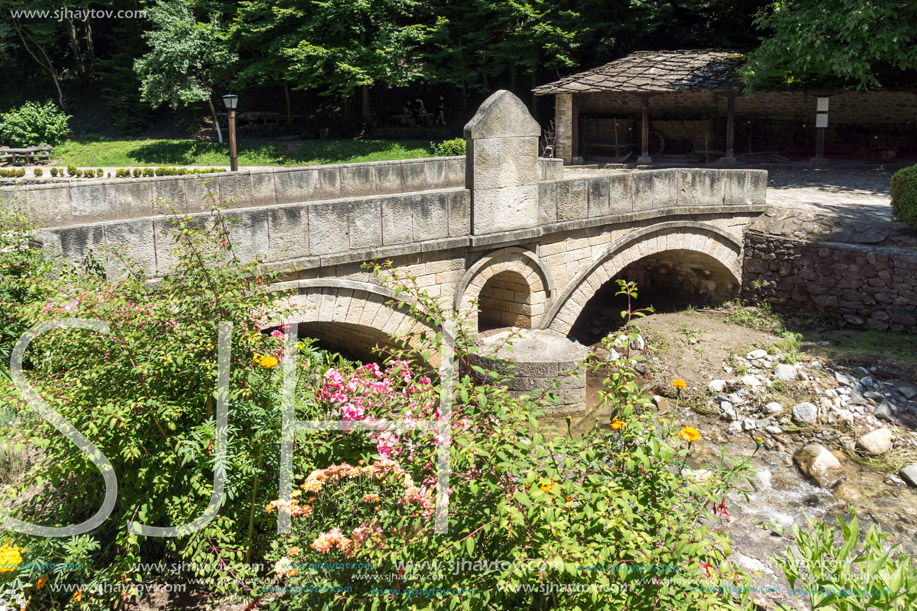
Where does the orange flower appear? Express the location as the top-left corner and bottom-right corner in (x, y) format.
(672, 379), (687, 390)
(678, 426), (701, 443)
(265, 502), (275, 513)
(539, 480), (557, 495)
(288, 546), (302, 556)
(35, 576), (47, 590)
(610, 418), (625, 430)
(72, 590), (82, 602)
(253, 354), (279, 368)
(361, 494), (381, 504)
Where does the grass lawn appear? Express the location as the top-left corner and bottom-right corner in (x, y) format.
(50, 138), (436, 168)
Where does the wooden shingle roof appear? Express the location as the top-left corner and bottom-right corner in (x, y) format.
(533, 49), (744, 95)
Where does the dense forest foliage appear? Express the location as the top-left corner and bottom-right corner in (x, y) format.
(0, 0), (914, 136)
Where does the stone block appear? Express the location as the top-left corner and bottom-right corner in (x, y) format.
(184, 175), (221, 213)
(677, 169), (725, 207)
(215, 173), (252, 208)
(538, 181), (558, 224)
(339, 164), (375, 198)
(318, 167), (341, 200)
(273, 169), (320, 204)
(443, 157), (466, 188)
(608, 173), (634, 214)
(632, 172), (655, 211)
(228, 209), (270, 263)
(349, 200), (382, 249)
(463, 90), (541, 139)
(652, 169), (677, 207)
(555, 179), (587, 221)
(268, 205), (310, 261)
(103, 219), (158, 276)
(70, 181), (153, 223)
(23, 186), (72, 227)
(308, 202), (351, 255)
(250, 171), (277, 207)
(57, 225), (106, 269)
(447, 190), (471, 237)
(723, 170), (749, 205)
(747, 170), (767, 204)
(587, 177), (611, 217)
(469, 137), (539, 191)
(382, 196), (414, 245)
(471, 184), (539, 234)
(423, 158), (447, 188)
(151, 178), (186, 213)
(373, 162), (403, 195)
(413, 193), (449, 240)
(402, 161), (427, 192)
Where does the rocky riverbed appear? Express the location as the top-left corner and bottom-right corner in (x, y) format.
(547, 307), (917, 609)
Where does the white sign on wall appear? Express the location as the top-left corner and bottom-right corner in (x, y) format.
(816, 114), (829, 128)
(817, 97), (830, 112)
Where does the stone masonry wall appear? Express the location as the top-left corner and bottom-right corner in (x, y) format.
(742, 231), (917, 333)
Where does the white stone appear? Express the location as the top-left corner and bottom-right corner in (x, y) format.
(728, 421), (742, 433)
(747, 349), (768, 360)
(741, 375), (761, 387)
(774, 364), (797, 381)
(735, 554), (773, 575)
(742, 418), (757, 431)
(836, 410), (855, 425)
(900, 464), (917, 488)
(792, 402), (818, 424)
(763, 402), (784, 415)
(708, 379), (727, 393)
(857, 428), (893, 455)
(834, 371), (852, 386)
(765, 425), (783, 435)
(793, 444), (844, 489)
(719, 402), (738, 422)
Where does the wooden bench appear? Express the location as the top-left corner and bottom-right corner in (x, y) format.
(0, 146), (52, 165)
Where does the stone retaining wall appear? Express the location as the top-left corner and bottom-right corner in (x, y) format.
(742, 231), (917, 333)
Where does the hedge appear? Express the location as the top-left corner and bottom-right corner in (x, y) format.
(891, 164), (917, 229)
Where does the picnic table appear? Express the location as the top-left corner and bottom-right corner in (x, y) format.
(0, 146), (52, 165)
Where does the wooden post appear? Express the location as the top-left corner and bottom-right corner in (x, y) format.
(228, 108), (238, 172)
(724, 93), (736, 164)
(637, 95), (652, 165)
(571, 94), (580, 162)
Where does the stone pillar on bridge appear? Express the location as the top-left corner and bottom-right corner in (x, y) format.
(464, 90), (542, 236)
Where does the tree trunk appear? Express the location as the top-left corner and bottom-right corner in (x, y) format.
(67, 19), (85, 75)
(208, 97), (224, 144)
(361, 85), (370, 121)
(284, 85), (293, 127)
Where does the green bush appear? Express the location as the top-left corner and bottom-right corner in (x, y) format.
(49, 168), (58, 177)
(83, 169), (95, 178)
(432, 137), (466, 156)
(32, 168), (42, 177)
(132, 168), (141, 177)
(0, 100), (71, 147)
(66, 165), (77, 177)
(891, 165), (917, 229)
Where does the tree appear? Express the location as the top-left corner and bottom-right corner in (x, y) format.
(282, 0), (440, 120)
(741, 0), (917, 90)
(134, 0), (236, 142)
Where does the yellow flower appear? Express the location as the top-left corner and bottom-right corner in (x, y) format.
(539, 479), (557, 495)
(0, 539), (23, 573)
(72, 590), (82, 602)
(678, 426), (701, 443)
(672, 379), (687, 390)
(610, 418), (625, 430)
(253, 354), (279, 369)
(35, 576), (47, 590)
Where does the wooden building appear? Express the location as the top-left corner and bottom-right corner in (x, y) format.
(533, 49), (917, 165)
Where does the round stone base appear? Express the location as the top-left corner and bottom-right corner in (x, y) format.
(470, 328), (588, 413)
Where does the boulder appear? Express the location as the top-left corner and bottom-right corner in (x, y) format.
(856, 428), (893, 455)
(794, 444), (844, 489)
(765, 425), (783, 435)
(763, 402), (784, 415)
(708, 379), (727, 393)
(741, 375), (761, 388)
(719, 401), (738, 422)
(792, 402), (818, 424)
(747, 349), (768, 360)
(875, 400), (896, 422)
(774, 364), (797, 381)
(898, 386), (917, 400)
(900, 464), (917, 488)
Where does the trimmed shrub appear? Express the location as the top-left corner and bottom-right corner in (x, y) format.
(67, 165), (77, 177)
(97, 168), (104, 178)
(132, 168), (141, 178)
(84, 169), (95, 178)
(32, 168), (42, 177)
(891, 164), (917, 229)
(49, 168), (58, 177)
(0, 100), (70, 147)
(432, 137), (466, 156)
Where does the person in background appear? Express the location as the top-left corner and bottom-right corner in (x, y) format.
(412, 98), (426, 124)
(435, 95), (446, 126)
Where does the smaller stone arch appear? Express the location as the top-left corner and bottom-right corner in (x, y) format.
(268, 279), (436, 361)
(454, 247), (555, 330)
(545, 222), (743, 335)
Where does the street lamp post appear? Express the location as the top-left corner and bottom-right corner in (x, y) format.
(222, 94), (239, 172)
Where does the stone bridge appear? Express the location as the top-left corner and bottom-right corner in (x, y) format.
(5, 91), (767, 410)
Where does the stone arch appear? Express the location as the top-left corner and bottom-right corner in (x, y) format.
(268, 279), (435, 360)
(545, 222), (743, 335)
(454, 247), (555, 330)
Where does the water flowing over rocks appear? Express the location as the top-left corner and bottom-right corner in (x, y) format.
(793, 444), (844, 489)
